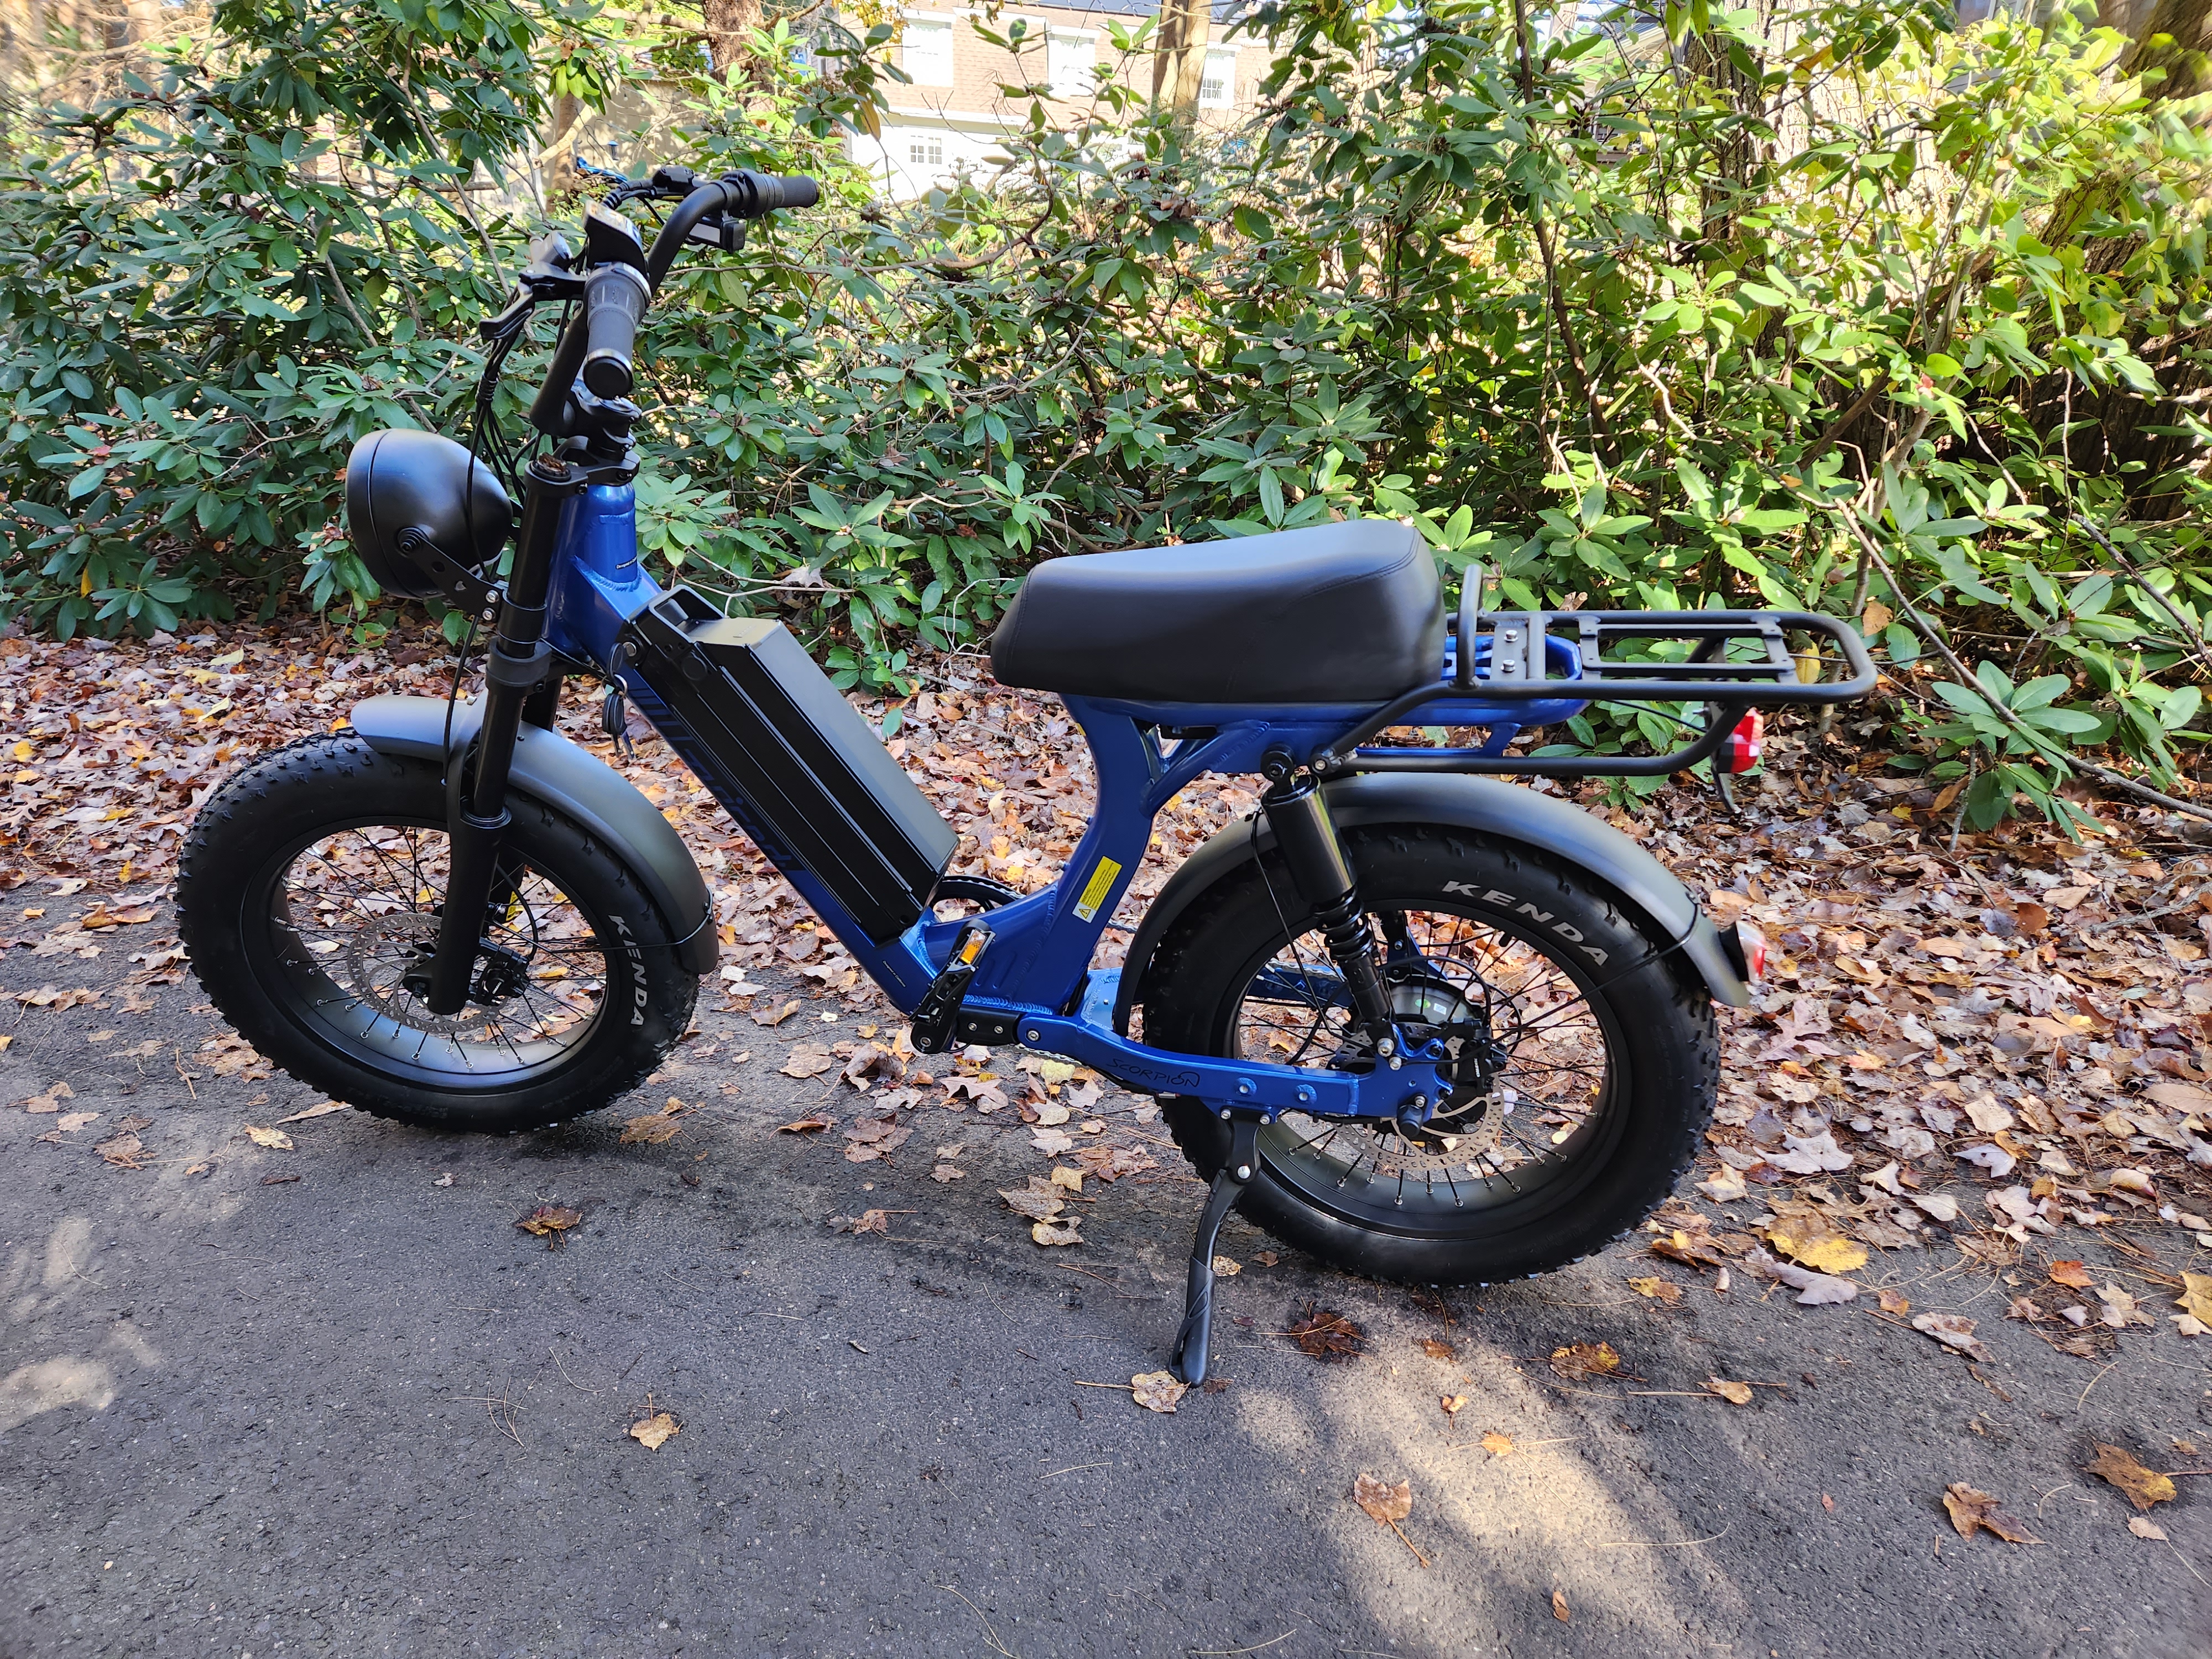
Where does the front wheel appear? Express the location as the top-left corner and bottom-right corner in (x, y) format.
(1138, 826), (1718, 1286)
(178, 733), (697, 1134)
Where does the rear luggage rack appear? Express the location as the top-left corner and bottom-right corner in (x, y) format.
(1312, 570), (1878, 779)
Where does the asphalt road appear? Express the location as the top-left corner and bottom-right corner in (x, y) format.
(2, 910), (2208, 1659)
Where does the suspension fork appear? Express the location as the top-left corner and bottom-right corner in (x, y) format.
(1260, 761), (1395, 1038)
(422, 455), (578, 1015)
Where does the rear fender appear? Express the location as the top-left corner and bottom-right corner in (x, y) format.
(1113, 773), (1747, 1030)
(348, 695), (718, 977)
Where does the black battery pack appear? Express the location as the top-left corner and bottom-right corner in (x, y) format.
(622, 588), (957, 943)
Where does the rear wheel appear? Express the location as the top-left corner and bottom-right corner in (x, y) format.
(1139, 826), (1716, 1285)
(178, 734), (697, 1134)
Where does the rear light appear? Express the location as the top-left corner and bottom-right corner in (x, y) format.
(1724, 709), (1765, 774)
(1736, 919), (1768, 982)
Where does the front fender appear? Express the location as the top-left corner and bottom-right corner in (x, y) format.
(1114, 773), (1747, 1030)
(348, 695), (717, 978)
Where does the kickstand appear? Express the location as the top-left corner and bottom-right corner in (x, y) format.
(1169, 1111), (1262, 1386)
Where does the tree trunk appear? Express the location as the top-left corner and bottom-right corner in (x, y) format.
(2117, 0), (2212, 101)
(1151, 0), (1207, 117)
(701, 0), (761, 82)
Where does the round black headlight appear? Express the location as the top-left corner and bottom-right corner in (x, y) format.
(343, 429), (512, 602)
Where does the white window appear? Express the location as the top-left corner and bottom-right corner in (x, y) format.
(907, 134), (945, 166)
(901, 15), (954, 85)
(1048, 29), (1096, 98)
(1198, 45), (1236, 108)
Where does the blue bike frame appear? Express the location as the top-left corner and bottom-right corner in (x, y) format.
(539, 481), (1599, 1130)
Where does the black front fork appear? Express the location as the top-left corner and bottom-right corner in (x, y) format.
(1170, 764), (1395, 1385)
(422, 455), (579, 1015)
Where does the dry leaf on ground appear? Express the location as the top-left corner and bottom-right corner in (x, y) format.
(619, 1100), (687, 1145)
(1705, 1377), (1754, 1405)
(2176, 1274), (2212, 1324)
(1552, 1589), (1571, 1623)
(2084, 1443), (2176, 1511)
(243, 1125), (293, 1150)
(94, 1132), (146, 1168)
(781, 1042), (836, 1079)
(1942, 1483), (2037, 1543)
(1878, 1287), (1911, 1315)
(1765, 1211), (1870, 1274)
(1480, 1431), (1514, 1455)
(2048, 1260), (2094, 1289)
(21, 1081), (74, 1114)
(1627, 1275), (1683, 1306)
(1286, 1305), (1365, 1360)
(2128, 1516), (2169, 1541)
(776, 1114), (833, 1134)
(850, 1209), (891, 1236)
(1211, 1254), (1240, 1276)
(1353, 1474), (1411, 1525)
(1549, 1342), (1623, 1381)
(1743, 1245), (1859, 1305)
(1441, 1394), (1468, 1417)
(1912, 1312), (1995, 1363)
(1420, 1337), (1457, 1361)
(515, 1206), (583, 1247)
(1131, 1370), (1187, 1413)
(1031, 1220), (1081, 1246)
(753, 999), (801, 1027)
(931, 1163), (964, 1182)
(999, 1180), (1066, 1223)
(628, 1411), (679, 1450)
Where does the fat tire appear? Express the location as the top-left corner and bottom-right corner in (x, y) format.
(1139, 826), (1717, 1286)
(178, 733), (697, 1134)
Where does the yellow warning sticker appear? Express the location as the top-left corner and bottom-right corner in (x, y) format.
(1072, 856), (1123, 923)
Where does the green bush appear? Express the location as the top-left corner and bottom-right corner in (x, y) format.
(3, 0), (2206, 826)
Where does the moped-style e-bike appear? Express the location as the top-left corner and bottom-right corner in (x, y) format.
(178, 165), (1874, 1381)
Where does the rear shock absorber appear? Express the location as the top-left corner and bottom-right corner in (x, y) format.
(1260, 759), (1395, 1039)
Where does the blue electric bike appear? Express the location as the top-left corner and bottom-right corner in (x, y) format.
(178, 165), (1874, 1380)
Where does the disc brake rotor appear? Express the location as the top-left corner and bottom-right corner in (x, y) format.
(342, 913), (498, 1035)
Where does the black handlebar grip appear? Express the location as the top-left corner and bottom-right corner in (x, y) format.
(762, 174), (820, 211)
(578, 263), (651, 400)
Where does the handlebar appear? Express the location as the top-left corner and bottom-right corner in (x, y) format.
(524, 166), (820, 437)
(579, 264), (650, 399)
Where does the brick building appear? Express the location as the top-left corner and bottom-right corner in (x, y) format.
(851, 0), (1270, 199)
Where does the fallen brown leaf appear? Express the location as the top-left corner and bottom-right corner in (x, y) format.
(777, 1114), (833, 1134)
(850, 1209), (891, 1236)
(1549, 1342), (1623, 1382)
(1441, 1394), (1468, 1417)
(629, 1411), (679, 1450)
(243, 1125), (293, 1150)
(2128, 1516), (2168, 1541)
(515, 1205), (584, 1246)
(1353, 1473), (1411, 1525)
(1552, 1589), (1571, 1623)
(1942, 1482), (2037, 1543)
(2177, 1274), (2212, 1325)
(1705, 1376), (1754, 1405)
(753, 998), (801, 1027)
(94, 1132), (146, 1169)
(1628, 1275), (1683, 1306)
(1131, 1370), (1187, 1413)
(1420, 1337), (1457, 1361)
(1878, 1287), (1911, 1315)
(1286, 1305), (1365, 1361)
(1480, 1431), (1514, 1456)
(2048, 1260), (2094, 1289)
(781, 1042), (836, 1079)
(1030, 1220), (1082, 1246)
(2084, 1443), (2176, 1512)
(1911, 1312), (1995, 1364)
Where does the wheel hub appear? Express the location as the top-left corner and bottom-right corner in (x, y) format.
(1384, 974), (1508, 1157)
